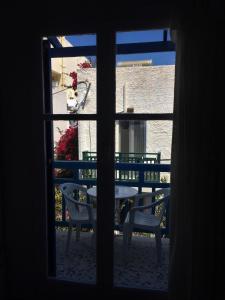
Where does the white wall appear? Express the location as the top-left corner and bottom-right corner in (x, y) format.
(77, 65), (175, 165)
(52, 87), (68, 145)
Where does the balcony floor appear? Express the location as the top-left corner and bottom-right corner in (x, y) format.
(56, 230), (169, 291)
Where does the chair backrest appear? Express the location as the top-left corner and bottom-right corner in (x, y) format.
(59, 183), (87, 217)
(154, 188), (170, 222)
(134, 188), (170, 205)
(134, 192), (153, 206)
(60, 183), (87, 198)
(134, 188), (170, 221)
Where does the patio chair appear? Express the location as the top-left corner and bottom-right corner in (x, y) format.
(59, 183), (96, 254)
(123, 188), (170, 264)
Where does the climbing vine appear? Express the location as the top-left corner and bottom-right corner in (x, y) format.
(69, 60), (92, 91)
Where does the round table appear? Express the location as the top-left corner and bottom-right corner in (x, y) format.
(87, 185), (138, 224)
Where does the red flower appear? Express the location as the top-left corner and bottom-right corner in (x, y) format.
(77, 61), (92, 69)
(55, 126), (78, 161)
(65, 154), (72, 160)
(69, 71), (77, 90)
(69, 62), (91, 90)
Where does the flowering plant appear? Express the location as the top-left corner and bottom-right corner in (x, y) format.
(54, 126), (78, 178)
(69, 60), (92, 90)
(77, 61), (92, 69)
(55, 126), (78, 160)
(69, 71), (78, 90)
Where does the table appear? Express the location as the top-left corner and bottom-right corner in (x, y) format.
(87, 185), (138, 224)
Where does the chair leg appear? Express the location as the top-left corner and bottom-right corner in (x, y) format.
(91, 224), (96, 248)
(123, 224), (133, 246)
(155, 229), (162, 265)
(128, 227), (132, 246)
(123, 224), (129, 248)
(76, 224), (81, 241)
(65, 223), (72, 255)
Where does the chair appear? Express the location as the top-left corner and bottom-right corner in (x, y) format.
(59, 183), (96, 254)
(123, 188), (170, 264)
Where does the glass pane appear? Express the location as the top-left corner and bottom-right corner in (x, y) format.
(116, 30), (175, 114)
(114, 120), (172, 290)
(116, 29), (166, 44)
(51, 56), (96, 114)
(52, 120), (97, 284)
(66, 34), (96, 46)
(48, 35), (96, 47)
(50, 35), (96, 114)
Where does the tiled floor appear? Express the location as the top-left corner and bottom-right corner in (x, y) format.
(56, 230), (169, 291)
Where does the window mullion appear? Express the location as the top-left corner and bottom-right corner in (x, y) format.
(43, 40), (55, 276)
(97, 28), (115, 289)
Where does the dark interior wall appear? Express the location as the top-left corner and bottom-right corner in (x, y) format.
(0, 5), (175, 298)
(0, 2), (224, 299)
(169, 24), (225, 300)
(1, 32), (47, 298)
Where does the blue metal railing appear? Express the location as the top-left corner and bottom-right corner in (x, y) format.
(53, 160), (170, 235)
(82, 151), (162, 182)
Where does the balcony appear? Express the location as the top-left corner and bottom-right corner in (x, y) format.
(56, 230), (169, 290)
(53, 158), (171, 290)
(53, 159), (170, 231)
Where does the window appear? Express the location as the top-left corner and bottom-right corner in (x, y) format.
(43, 28), (175, 295)
(43, 34), (98, 284)
(114, 29), (175, 290)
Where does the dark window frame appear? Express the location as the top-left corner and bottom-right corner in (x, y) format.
(43, 27), (174, 298)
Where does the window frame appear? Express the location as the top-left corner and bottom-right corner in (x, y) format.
(43, 27), (174, 298)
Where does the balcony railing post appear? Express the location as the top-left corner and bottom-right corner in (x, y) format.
(73, 166), (79, 182)
(157, 151), (161, 163)
(119, 153), (122, 180)
(139, 170), (144, 193)
(157, 151), (161, 182)
(152, 187), (156, 215)
(82, 151), (87, 161)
